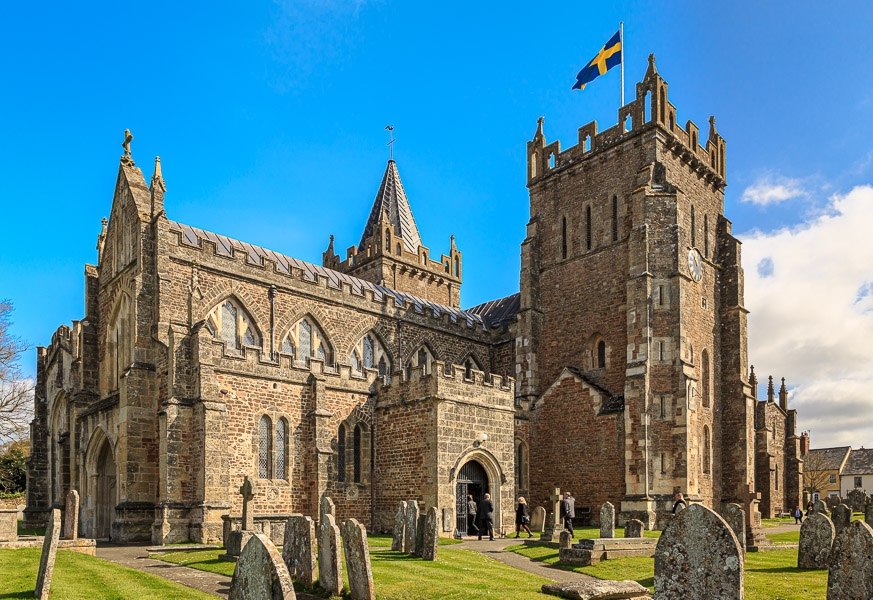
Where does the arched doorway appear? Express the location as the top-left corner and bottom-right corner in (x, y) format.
(95, 440), (117, 539)
(455, 460), (489, 536)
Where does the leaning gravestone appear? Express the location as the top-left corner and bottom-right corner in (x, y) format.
(341, 519), (376, 600)
(719, 502), (746, 553)
(392, 501), (406, 551)
(831, 503), (852, 537)
(827, 520), (873, 600)
(422, 506), (440, 561)
(847, 488), (868, 514)
(414, 513), (427, 557)
(654, 503), (743, 600)
(318, 513), (342, 595)
(798, 511), (835, 569)
(228, 532), (295, 600)
(282, 515), (316, 588)
(404, 501), (419, 555)
(531, 506), (546, 532)
(814, 499), (828, 514)
(63, 490), (79, 540)
(624, 519), (644, 538)
(600, 502), (615, 538)
(35, 509), (61, 600)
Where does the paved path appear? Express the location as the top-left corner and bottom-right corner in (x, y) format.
(453, 536), (595, 583)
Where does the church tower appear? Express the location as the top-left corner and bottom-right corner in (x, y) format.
(521, 57), (756, 526)
(324, 160), (463, 307)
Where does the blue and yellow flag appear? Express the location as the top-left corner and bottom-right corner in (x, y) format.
(573, 30), (622, 91)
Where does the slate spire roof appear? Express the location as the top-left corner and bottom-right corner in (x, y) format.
(359, 160), (423, 254)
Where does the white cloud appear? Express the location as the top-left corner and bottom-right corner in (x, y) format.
(741, 185), (873, 448)
(741, 174), (807, 206)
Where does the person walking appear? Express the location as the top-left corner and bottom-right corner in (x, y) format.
(514, 497), (533, 538)
(793, 506), (803, 524)
(560, 492), (575, 537)
(477, 492), (495, 541)
(672, 492), (687, 514)
(466, 494), (479, 537)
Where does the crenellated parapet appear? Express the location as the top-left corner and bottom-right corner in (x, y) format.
(527, 55), (726, 192)
(376, 360), (514, 410)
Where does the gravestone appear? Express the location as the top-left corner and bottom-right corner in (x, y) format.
(320, 495), (335, 523)
(34, 509), (61, 600)
(866, 503), (873, 529)
(813, 499), (828, 514)
(240, 476), (256, 531)
(531, 506), (546, 532)
(392, 501), (406, 551)
(152, 504), (171, 545)
(318, 513), (342, 595)
(228, 532), (295, 600)
(624, 519), (644, 538)
(847, 488), (867, 514)
(600, 502), (615, 538)
(825, 495), (842, 512)
(422, 506), (440, 561)
(540, 488), (563, 542)
(542, 580), (651, 600)
(0, 509), (17, 542)
(63, 490), (79, 539)
(740, 483), (770, 550)
(826, 520), (873, 600)
(414, 513), (427, 556)
(654, 503), (743, 600)
(341, 519), (376, 600)
(282, 515), (316, 588)
(442, 507), (454, 533)
(797, 511), (835, 569)
(404, 501), (419, 555)
(831, 503), (852, 536)
(719, 502), (746, 553)
(559, 530), (572, 549)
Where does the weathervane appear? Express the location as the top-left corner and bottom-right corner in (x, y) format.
(385, 125), (395, 160)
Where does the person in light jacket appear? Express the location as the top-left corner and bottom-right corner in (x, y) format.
(466, 494), (479, 537)
(514, 497), (533, 538)
(560, 492), (575, 537)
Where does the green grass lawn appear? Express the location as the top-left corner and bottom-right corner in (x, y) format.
(767, 529), (800, 544)
(761, 516), (795, 528)
(567, 526), (660, 539)
(160, 544), (554, 600)
(0, 547), (215, 599)
(506, 543), (827, 600)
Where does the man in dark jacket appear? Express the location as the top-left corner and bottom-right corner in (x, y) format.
(672, 492), (687, 514)
(477, 493), (495, 541)
(560, 492), (575, 537)
(466, 494), (479, 536)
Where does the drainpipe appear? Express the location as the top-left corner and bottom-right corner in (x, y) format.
(268, 285), (276, 360)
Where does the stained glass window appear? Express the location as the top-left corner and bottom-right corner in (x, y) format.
(363, 336), (374, 368)
(299, 320), (312, 357)
(221, 301), (237, 350)
(276, 419), (286, 480)
(283, 336), (294, 355)
(317, 343), (326, 361)
(243, 327), (255, 346)
(258, 416), (272, 479)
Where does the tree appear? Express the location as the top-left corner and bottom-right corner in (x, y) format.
(0, 300), (33, 443)
(803, 450), (834, 497)
(0, 439), (29, 494)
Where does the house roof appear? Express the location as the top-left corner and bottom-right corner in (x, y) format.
(466, 293), (520, 328)
(805, 446), (852, 471)
(359, 160), (423, 253)
(843, 448), (873, 476)
(168, 220), (486, 329)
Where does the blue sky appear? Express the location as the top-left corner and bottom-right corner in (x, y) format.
(2, 1), (873, 445)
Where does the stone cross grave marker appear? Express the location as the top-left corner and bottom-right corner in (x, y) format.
(827, 520), (873, 600)
(228, 532), (295, 600)
(600, 502), (615, 538)
(422, 506), (440, 561)
(64, 490), (79, 540)
(624, 519), (644, 538)
(240, 475), (256, 531)
(540, 487), (562, 541)
(341, 519), (376, 600)
(798, 511), (835, 569)
(739, 483), (761, 531)
(318, 513), (343, 595)
(35, 509), (61, 600)
(654, 503), (743, 600)
(283, 515), (316, 588)
(404, 501), (418, 555)
(831, 503), (852, 536)
(392, 501), (406, 551)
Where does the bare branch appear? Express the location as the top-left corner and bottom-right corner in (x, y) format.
(803, 450), (836, 496)
(0, 301), (33, 443)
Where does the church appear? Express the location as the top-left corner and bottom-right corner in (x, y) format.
(25, 58), (803, 543)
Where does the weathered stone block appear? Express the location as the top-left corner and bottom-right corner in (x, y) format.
(542, 579), (651, 599)
(798, 511), (834, 569)
(0, 509), (17, 542)
(531, 506), (546, 532)
(827, 520), (873, 600)
(719, 502), (745, 553)
(600, 502), (615, 539)
(560, 530), (573, 549)
(228, 532), (295, 600)
(623, 519), (643, 538)
(422, 506), (439, 561)
(63, 490), (79, 540)
(282, 516), (316, 589)
(35, 508), (61, 600)
(318, 513), (342, 595)
(392, 501), (406, 552)
(404, 501), (418, 555)
(341, 519), (375, 600)
(831, 503), (852, 537)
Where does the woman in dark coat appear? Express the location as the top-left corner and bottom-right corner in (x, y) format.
(514, 497), (533, 538)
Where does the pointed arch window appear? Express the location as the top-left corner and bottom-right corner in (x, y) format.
(350, 351), (361, 373)
(258, 416), (272, 479)
(283, 317), (332, 364)
(597, 340), (606, 369)
(464, 355), (482, 379)
(407, 345), (433, 377)
(275, 418), (287, 480)
(353, 424), (362, 483)
(221, 302), (237, 350)
(206, 298), (261, 352)
(336, 424), (347, 482)
(703, 425), (711, 474)
(350, 333), (391, 375)
(107, 294), (131, 392)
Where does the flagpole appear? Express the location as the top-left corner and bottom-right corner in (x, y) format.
(620, 21), (625, 107)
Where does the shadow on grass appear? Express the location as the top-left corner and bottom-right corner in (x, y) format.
(745, 565), (825, 574)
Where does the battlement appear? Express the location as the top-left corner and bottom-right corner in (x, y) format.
(527, 55), (726, 191)
(376, 360), (515, 409)
(167, 221), (485, 334)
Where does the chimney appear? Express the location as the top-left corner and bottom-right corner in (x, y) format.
(800, 432), (810, 456)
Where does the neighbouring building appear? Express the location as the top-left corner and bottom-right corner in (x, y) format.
(25, 57), (801, 542)
(840, 448), (873, 498)
(803, 444), (851, 502)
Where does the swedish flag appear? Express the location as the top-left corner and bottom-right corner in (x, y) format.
(573, 30), (622, 91)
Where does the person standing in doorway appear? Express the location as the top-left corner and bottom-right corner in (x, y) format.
(477, 493), (494, 541)
(466, 494), (479, 537)
(514, 497), (532, 538)
(560, 492), (575, 537)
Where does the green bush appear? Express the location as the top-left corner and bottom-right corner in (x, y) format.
(0, 440), (29, 494)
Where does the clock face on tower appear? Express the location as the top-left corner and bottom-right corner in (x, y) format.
(688, 249), (703, 282)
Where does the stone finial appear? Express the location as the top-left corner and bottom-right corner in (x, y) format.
(154, 156), (162, 178)
(534, 116), (545, 142)
(779, 377), (788, 409)
(767, 375), (775, 402)
(121, 129), (134, 166)
(749, 365), (757, 398)
(709, 115), (718, 137)
(646, 53), (658, 77)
